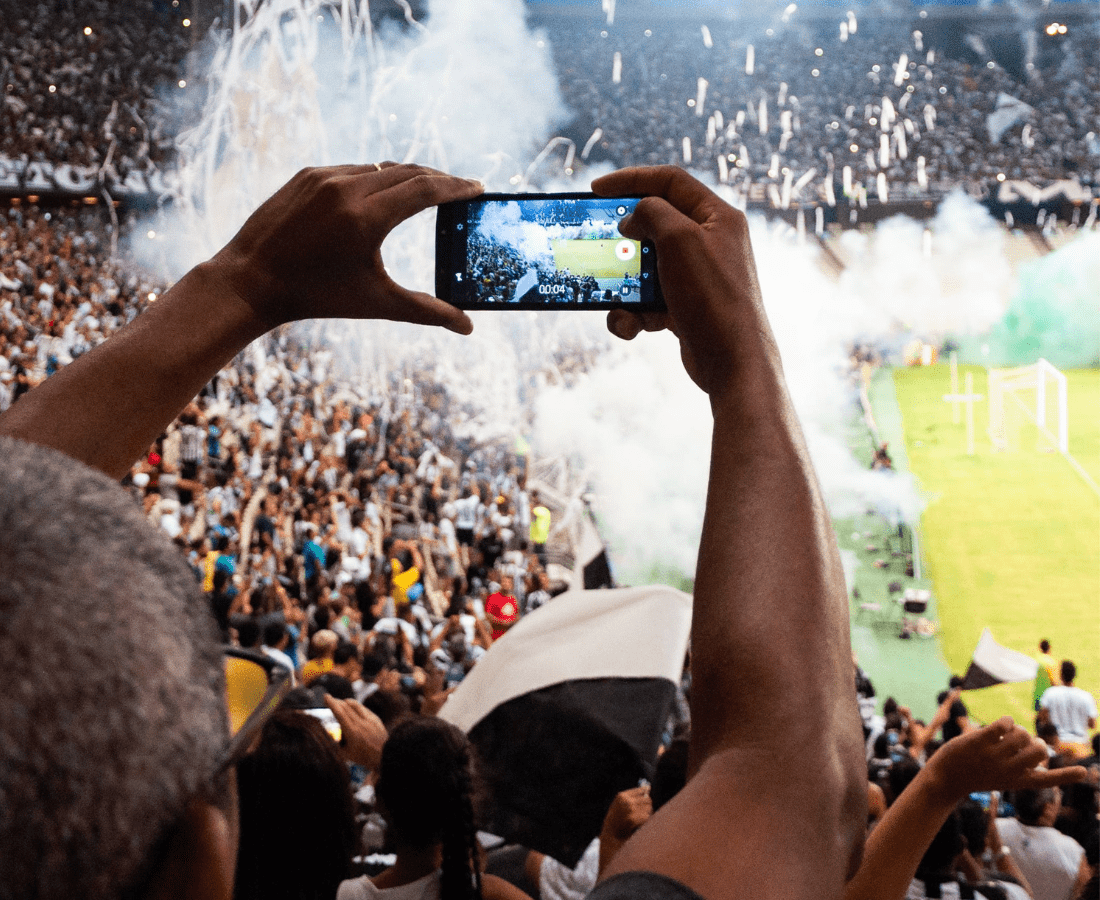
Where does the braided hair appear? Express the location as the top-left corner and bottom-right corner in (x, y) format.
(375, 717), (484, 900)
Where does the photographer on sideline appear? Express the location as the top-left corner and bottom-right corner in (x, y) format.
(0, 163), (1075, 900)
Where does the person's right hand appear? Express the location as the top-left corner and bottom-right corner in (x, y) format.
(325, 695), (387, 771)
(591, 166), (779, 399)
(207, 163), (483, 335)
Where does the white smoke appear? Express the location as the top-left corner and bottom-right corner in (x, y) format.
(136, 0), (566, 276)
(476, 202), (555, 265)
(535, 191), (1014, 584)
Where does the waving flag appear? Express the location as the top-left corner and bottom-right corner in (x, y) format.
(440, 585), (691, 866)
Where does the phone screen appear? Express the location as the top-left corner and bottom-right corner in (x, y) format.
(303, 707), (342, 743)
(436, 193), (663, 310)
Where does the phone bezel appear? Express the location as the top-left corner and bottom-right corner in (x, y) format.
(435, 192), (664, 311)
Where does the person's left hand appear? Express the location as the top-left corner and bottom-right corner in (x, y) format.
(207, 163), (483, 334)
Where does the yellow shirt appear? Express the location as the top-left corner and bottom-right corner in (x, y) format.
(530, 505), (551, 545)
(301, 657), (333, 685)
(391, 559), (421, 606)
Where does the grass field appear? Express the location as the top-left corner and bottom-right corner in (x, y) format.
(892, 363), (1100, 728)
(551, 239), (640, 278)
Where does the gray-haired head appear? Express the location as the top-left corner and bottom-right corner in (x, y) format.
(0, 435), (228, 900)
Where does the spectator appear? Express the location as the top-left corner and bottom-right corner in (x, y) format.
(261, 619), (297, 685)
(235, 710), (359, 900)
(1035, 639), (1060, 711)
(337, 716), (529, 900)
(484, 575), (520, 641)
(844, 718), (1084, 900)
(303, 629), (340, 685)
(529, 491), (551, 566)
(0, 433), (231, 900)
(939, 676), (973, 742)
(1039, 662), (1098, 757)
(996, 787), (1090, 900)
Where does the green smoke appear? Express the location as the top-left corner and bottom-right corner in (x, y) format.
(961, 231), (1100, 368)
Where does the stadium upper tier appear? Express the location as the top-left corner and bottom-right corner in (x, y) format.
(1, 0), (1096, 214)
(524, 0), (1098, 17)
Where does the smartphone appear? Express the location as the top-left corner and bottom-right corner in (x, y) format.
(436, 193), (664, 310)
(303, 706), (342, 743)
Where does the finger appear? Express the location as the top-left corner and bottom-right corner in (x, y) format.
(371, 171), (484, 225)
(969, 716), (1015, 747)
(606, 308), (670, 341)
(1007, 736), (1053, 772)
(341, 698), (372, 722)
(607, 309), (643, 340)
(616, 196), (698, 246)
(1023, 764), (1089, 787)
(325, 161), (444, 183)
(380, 284), (474, 335)
(324, 694), (351, 725)
(592, 165), (724, 226)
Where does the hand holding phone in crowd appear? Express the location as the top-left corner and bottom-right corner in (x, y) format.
(593, 165), (776, 399)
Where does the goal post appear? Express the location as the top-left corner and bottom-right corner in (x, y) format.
(987, 359), (1068, 454)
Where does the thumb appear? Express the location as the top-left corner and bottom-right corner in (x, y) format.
(380, 284), (473, 335)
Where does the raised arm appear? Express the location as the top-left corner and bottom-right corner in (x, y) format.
(843, 717), (1086, 900)
(0, 164), (481, 479)
(592, 166), (866, 900)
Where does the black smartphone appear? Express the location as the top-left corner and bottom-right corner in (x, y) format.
(436, 193), (664, 310)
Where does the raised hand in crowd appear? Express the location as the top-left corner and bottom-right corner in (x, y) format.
(325, 695), (388, 772)
(591, 165), (866, 900)
(419, 666), (455, 718)
(843, 717), (1087, 900)
(597, 784), (654, 876)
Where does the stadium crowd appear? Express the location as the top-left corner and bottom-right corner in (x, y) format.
(3, 170), (1096, 900)
(548, 15), (1100, 199)
(467, 235), (610, 304)
(0, 0), (194, 172)
(3, 3), (1098, 205)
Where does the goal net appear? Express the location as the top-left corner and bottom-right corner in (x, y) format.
(987, 359), (1068, 454)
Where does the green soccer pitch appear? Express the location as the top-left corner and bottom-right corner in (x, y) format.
(892, 363), (1100, 728)
(551, 239), (640, 279)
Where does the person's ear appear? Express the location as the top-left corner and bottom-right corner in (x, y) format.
(143, 794), (237, 900)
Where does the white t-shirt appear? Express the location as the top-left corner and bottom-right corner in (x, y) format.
(438, 518), (458, 556)
(261, 645), (297, 686)
(453, 495), (480, 530)
(1039, 684), (1097, 744)
(540, 837), (600, 900)
(995, 818), (1085, 900)
(905, 877), (1029, 900)
(338, 870), (440, 900)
